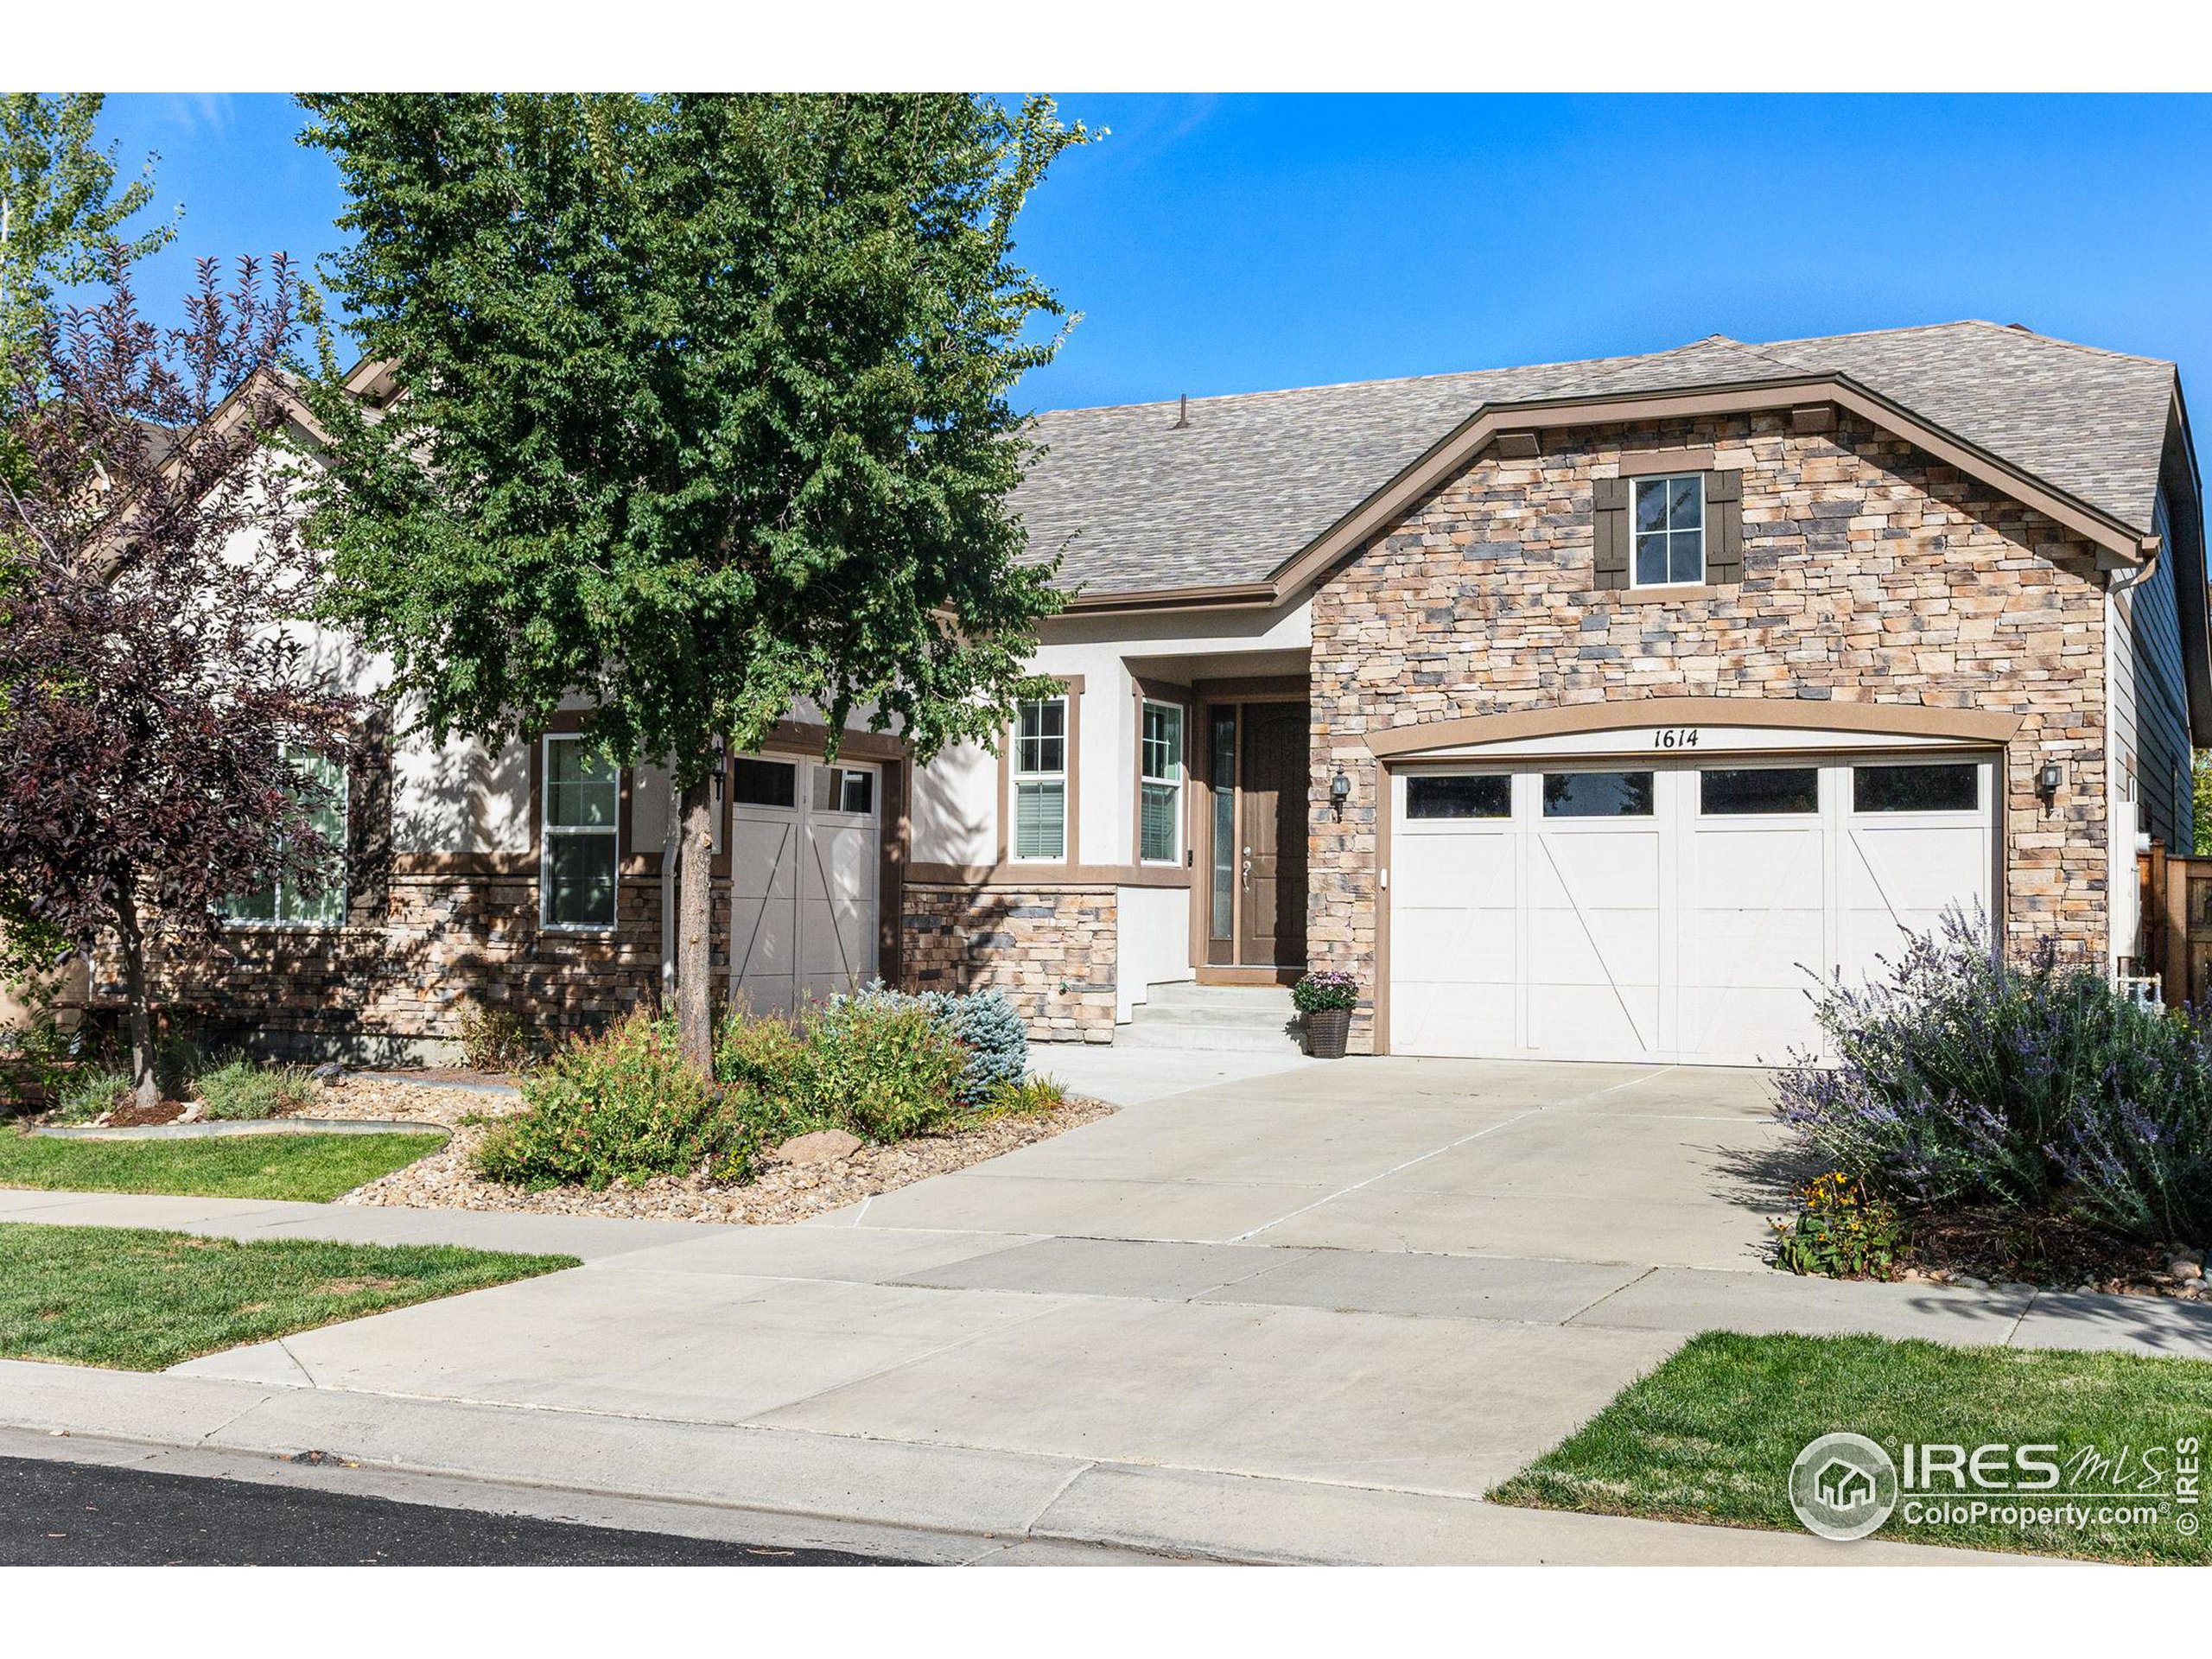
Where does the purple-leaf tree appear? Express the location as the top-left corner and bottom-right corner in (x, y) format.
(0, 250), (360, 1106)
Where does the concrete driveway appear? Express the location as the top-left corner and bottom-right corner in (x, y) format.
(847, 1057), (1796, 1269)
(16, 1054), (2203, 1562)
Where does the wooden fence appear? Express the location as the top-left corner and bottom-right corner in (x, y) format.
(2138, 841), (2212, 1007)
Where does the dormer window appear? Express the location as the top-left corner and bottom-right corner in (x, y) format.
(1633, 474), (1705, 587)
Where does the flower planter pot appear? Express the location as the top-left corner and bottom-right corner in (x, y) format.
(1303, 1007), (1351, 1059)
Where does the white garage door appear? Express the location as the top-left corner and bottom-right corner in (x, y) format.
(1388, 753), (1995, 1065)
(728, 754), (881, 1017)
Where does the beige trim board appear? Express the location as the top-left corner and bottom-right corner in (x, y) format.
(907, 861), (1190, 890)
(1363, 697), (2025, 760)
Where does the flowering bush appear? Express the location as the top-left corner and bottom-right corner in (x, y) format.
(1772, 1173), (1905, 1278)
(1774, 909), (2212, 1245)
(1292, 971), (1359, 1014)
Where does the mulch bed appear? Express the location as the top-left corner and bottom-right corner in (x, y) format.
(1813, 1205), (2208, 1300)
(1900, 1206), (2180, 1292)
(99, 1097), (190, 1128)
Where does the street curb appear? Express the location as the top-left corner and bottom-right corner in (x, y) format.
(0, 1359), (2018, 1567)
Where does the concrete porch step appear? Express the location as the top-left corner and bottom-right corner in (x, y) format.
(1122, 982), (1302, 1053)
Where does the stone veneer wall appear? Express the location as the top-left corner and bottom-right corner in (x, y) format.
(1308, 411), (2112, 1053)
(901, 882), (1117, 1042)
(119, 867), (1128, 1058)
(124, 868), (670, 1064)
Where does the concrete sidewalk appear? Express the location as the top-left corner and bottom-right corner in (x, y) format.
(3, 1055), (2204, 1563)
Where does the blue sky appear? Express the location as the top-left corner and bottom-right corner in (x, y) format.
(93, 92), (2212, 411)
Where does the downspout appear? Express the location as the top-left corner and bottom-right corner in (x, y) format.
(660, 770), (681, 1012)
(2105, 539), (2161, 979)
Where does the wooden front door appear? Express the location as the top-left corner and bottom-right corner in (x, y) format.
(1233, 701), (1308, 969)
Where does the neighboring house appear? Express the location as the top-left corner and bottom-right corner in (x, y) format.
(138, 321), (2211, 1067)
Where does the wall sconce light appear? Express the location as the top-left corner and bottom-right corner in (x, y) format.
(2037, 760), (2064, 801)
(1329, 771), (1352, 819)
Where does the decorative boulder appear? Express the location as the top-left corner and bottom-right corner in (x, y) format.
(777, 1128), (863, 1166)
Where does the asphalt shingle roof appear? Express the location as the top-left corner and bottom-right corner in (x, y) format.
(1014, 321), (2179, 597)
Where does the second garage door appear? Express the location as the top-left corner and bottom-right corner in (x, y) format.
(1388, 752), (1996, 1065)
(728, 753), (882, 1016)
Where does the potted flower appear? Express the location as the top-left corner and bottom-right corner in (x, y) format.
(1292, 970), (1358, 1058)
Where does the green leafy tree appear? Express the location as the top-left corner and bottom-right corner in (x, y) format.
(299, 93), (1089, 1066)
(0, 93), (175, 397)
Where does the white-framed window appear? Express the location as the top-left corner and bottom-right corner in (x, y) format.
(1012, 694), (1068, 861)
(1139, 699), (1184, 863)
(541, 734), (620, 930)
(1632, 473), (1706, 587)
(224, 747), (346, 927)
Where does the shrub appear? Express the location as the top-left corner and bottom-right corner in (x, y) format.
(1772, 1173), (1905, 1278)
(1292, 970), (1358, 1014)
(50, 1065), (131, 1123)
(474, 1013), (760, 1190)
(192, 1058), (320, 1121)
(1775, 910), (2212, 1245)
(712, 1004), (817, 1140)
(918, 988), (1027, 1108)
(801, 988), (969, 1141)
(982, 1072), (1068, 1117)
(456, 1000), (535, 1073)
(1, 1019), (81, 1110)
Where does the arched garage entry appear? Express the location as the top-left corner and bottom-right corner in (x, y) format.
(1371, 700), (2017, 1066)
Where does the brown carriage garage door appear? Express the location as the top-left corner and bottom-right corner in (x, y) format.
(1386, 752), (1996, 1065)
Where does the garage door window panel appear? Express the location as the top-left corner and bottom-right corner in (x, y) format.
(1853, 762), (1980, 813)
(814, 765), (875, 817)
(1541, 771), (1655, 817)
(1700, 767), (1820, 816)
(1406, 773), (1511, 821)
(733, 757), (798, 810)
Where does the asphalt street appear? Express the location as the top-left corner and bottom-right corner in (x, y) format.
(0, 1454), (912, 1566)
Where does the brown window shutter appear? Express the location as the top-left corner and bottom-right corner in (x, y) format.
(346, 705), (394, 927)
(1592, 475), (1630, 590)
(1705, 468), (1744, 584)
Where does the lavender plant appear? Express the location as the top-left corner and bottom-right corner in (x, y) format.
(1774, 908), (2212, 1244)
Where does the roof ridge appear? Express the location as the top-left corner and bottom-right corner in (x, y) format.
(1763, 317), (2174, 370)
(1024, 340), (1746, 420)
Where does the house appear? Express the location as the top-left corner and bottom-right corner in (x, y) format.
(154, 321), (2209, 1068)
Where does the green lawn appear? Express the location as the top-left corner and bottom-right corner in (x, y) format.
(0, 1221), (575, 1370)
(1490, 1331), (2212, 1564)
(0, 1130), (446, 1203)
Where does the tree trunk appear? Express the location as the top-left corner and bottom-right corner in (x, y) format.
(676, 772), (715, 1074)
(113, 884), (160, 1109)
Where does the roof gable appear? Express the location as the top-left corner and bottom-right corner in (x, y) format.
(1015, 321), (2181, 601)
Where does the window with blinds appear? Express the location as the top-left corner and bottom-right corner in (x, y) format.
(1013, 695), (1068, 860)
(1140, 700), (1183, 862)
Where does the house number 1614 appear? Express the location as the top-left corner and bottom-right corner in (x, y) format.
(1651, 728), (1701, 749)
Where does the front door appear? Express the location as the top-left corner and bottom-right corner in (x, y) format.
(1203, 699), (1308, 973)
(1237, 702), (1308, 967)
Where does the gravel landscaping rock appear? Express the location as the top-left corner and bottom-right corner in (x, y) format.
(308, 1071), (1114, 1225)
